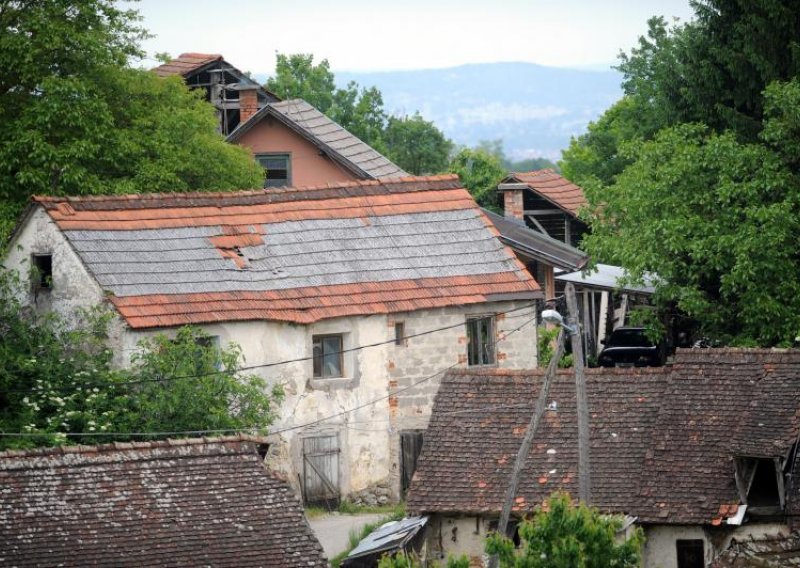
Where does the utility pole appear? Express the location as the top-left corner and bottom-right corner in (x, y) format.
(489, 327), (566, 568)
(565, 282), (591, 503)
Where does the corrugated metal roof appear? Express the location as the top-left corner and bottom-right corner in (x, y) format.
(228, 99), (408, 179)
(555, 263), (657, 294)
(343, 516), (428, 564)
(36, 177), (540, 328)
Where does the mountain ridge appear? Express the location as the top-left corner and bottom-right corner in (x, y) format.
(256, 61), (623, 161)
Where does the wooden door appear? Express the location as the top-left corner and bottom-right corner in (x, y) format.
(303, 435), (340, 507)
(400, 431), (424, 495)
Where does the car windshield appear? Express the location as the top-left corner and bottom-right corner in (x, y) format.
(608, 329), (653, 348)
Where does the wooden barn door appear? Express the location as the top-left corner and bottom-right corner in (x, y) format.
(400, 431), (424, 496)
(302, 435), (340, 507)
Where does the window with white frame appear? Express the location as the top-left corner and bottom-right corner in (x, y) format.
(257, 153), (291, 188)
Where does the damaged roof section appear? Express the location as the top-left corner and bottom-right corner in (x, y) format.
(407, 349), (800, 527)
(33, 175), (541, 328)
(0, 436), (327, 567)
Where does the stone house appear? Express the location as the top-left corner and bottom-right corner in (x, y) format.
(0, 435), (327, 567)
(3, 174), (541, 504)
(406, 349), (800, 568)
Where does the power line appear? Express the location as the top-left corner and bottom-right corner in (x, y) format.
(0, 313), (539, 439)
(0, 302), (538, 394)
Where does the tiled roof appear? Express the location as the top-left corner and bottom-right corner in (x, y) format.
(228, 99), (408, 179)
(407, 366), (668, 517)
(407, 349), (800, 526)
(713, 532), (800, 567)
(503, 170), (588, 216)
(0, 436), (327, 567)
(153, 52), (223, 77)
(35, 176), (540, 328)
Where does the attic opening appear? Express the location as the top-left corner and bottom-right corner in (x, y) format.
(735, 456), (785, 516)
(31, 253), (53, 290)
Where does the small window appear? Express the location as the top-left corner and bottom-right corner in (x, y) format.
(676, 539), (704, 568)
(395, 322), (405, 346)
(32, 254), (53, 290)
(257, 153), (291, 188)
(313, 334), (344, 378)
(466, 315), (496, 366)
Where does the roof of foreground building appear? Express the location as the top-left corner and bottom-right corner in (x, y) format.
(31, 175), (540, 329)
(0, 435), (327, 567)
(407, 349), (800, 526)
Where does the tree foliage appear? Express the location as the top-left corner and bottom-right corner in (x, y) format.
(448, 147), (505, 207)
(377, 553), (468, 568)
(0, 0), (263, 241)
(384, 113), (452, 175)
(264, 52), (453, 175)
(486, 493), (643, 568)
(560, 1), (800, 345)
(0, 270), (282, 450)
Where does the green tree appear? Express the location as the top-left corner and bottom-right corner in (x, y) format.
(0, 272), (130, 449)
(264, 52), (453, 172)
(266, 53), (337, 113)
(377, 553), (469, 568)
(582, 119), (800, 346)
(0, 270), (282, 450)
(384, 113), (452, 175)
(0, 1), (263, 241)
(559, 1), (800, 346)
(486, 493), (643, 568)
(265, 53), (389, 150)
(126, 327), (282, 435)
(330, 82), (388, 152)
(448, 147), (505, 207)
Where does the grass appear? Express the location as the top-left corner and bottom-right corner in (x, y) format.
(325, 503), (406, 568)
(304, 501), (404, 519)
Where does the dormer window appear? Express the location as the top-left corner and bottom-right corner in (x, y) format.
(257, 153), (291, 188)
(31, 254), (53, 290)
(734, 456), (785, 515)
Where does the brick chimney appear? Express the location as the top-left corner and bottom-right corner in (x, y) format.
(239, 87), (259, 124)
(498, 182), (526, 220)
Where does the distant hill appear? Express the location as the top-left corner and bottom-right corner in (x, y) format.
(257, 62), (623, 162)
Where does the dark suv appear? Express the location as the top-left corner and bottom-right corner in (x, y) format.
(597, 327), (665, 368)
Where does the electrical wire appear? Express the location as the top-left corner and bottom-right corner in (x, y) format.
(0, 313), (539, 438)
(0, 303), (538, 395)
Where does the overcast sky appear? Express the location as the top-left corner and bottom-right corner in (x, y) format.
(129, 0), (695, 73)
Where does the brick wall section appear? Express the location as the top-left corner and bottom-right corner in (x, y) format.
(239, 88), (259, 124)
(503, 189), (524, 220)
(386, 301), (537, 497)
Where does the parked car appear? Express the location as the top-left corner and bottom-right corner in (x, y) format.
(597, 327), (665, 367)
